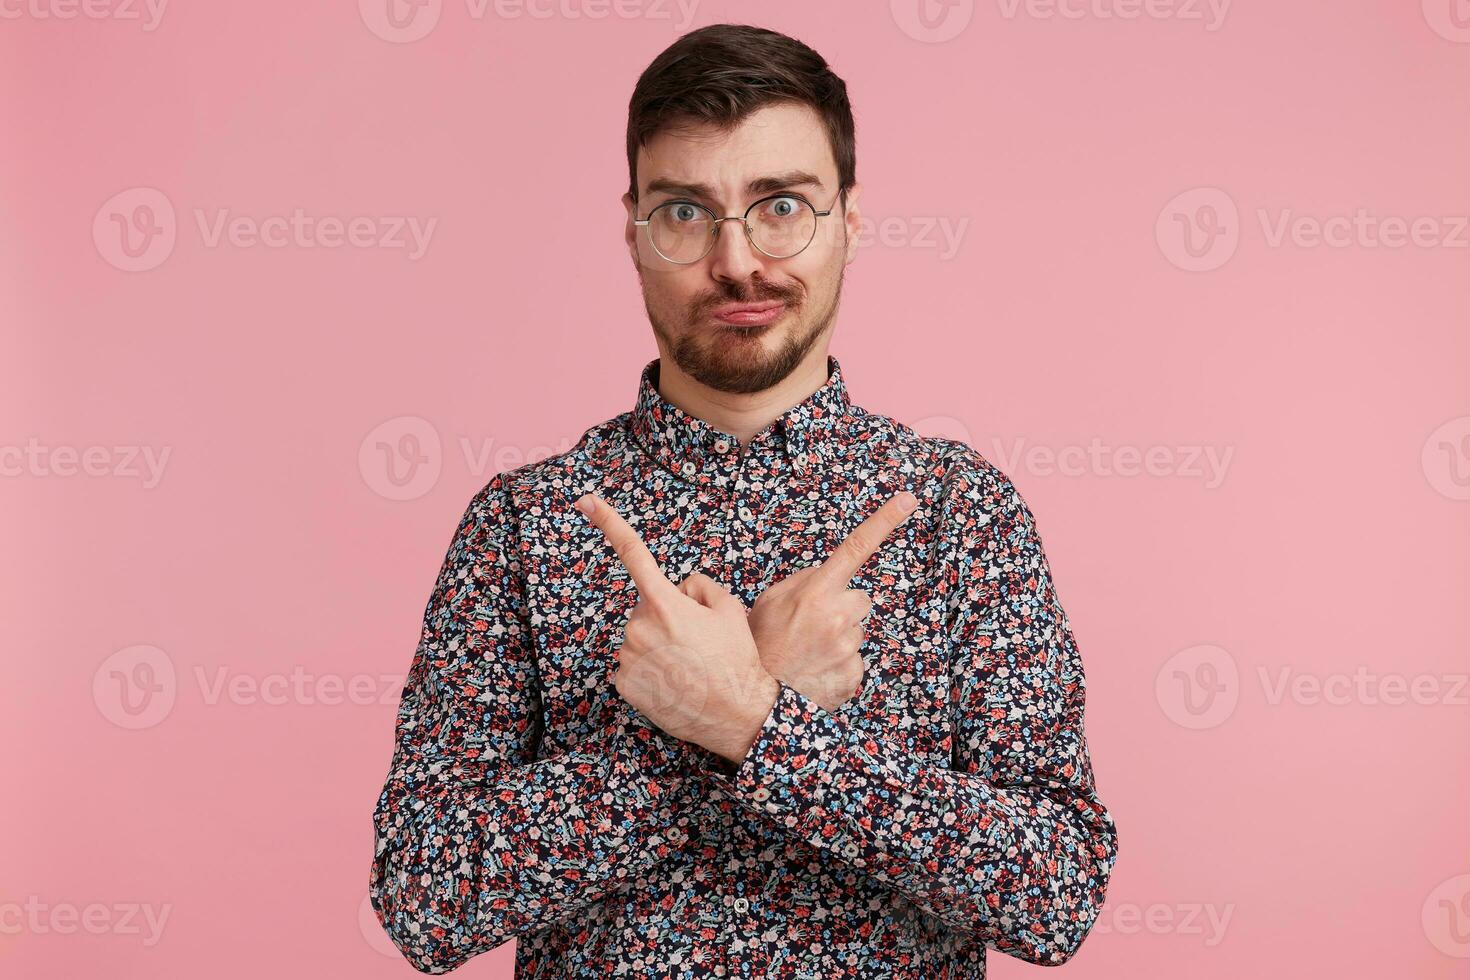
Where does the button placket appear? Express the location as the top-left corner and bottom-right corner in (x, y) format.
(727, 446), (760, 596)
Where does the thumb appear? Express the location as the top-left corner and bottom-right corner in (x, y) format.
(678, 572), (733, 610)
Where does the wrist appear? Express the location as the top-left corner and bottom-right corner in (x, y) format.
(708, 670), (780, 765)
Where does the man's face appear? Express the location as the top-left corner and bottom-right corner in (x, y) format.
(623, 102), (863, 394)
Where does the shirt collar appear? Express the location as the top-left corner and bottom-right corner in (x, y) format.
(629, 354), (853, 485)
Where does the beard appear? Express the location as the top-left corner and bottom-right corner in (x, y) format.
(641, 266), (843, 395)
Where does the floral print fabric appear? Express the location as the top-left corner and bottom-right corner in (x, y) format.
(369, 355), (1118, 977)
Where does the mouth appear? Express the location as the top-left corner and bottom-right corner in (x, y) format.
(708, 301), (788, 328)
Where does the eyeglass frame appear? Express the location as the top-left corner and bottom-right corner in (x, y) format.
(632, 190), (842, 264)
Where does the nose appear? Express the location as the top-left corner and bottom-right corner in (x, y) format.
(704, 216), (763, 284)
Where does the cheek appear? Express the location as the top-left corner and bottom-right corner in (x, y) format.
(789, 248), (842, 291)
(642, 267), (704, 303)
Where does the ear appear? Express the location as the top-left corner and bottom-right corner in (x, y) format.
(840, 182), (864, 267)
(622, 191), (641, 271)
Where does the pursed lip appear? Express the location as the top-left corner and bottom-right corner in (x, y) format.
(708, 301), (788, 326)
(710, 301), (785, 317)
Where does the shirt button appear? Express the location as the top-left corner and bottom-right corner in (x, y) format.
(751, 786), (771, 802)
(842, 841), (861, 859)
(732, 897), (750, 914)
(713, 438), (730, 454)
(681, 461), (697, 477)
(738, 506), (754, 522)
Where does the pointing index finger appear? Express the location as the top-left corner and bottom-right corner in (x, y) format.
(576, 493), (679, 602)
(815, 491), (919, 589)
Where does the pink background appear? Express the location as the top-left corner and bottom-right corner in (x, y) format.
(4, 1), (1469, 976)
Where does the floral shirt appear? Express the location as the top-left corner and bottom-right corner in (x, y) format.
(369, 355), (1119, 978)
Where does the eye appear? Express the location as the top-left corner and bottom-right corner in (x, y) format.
(664, 202), (706, 224)
(759, 195), (808, 219)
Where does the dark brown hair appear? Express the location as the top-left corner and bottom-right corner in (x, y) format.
(625, 24), (856, 209)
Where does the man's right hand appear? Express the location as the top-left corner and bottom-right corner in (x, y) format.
(747, 491), (918, 712)
(577, 492), (780, 766)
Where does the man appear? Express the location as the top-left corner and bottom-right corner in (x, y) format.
(370, 23), (1118, 979)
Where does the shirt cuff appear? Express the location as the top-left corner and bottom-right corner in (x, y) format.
(601, 709), (707, 854)
(720, 681), (847, 827)
(713, 682), (1009, 875)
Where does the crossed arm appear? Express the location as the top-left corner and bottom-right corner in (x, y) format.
(369, 461), (1117, 973)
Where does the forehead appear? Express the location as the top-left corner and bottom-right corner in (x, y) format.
(636, 102), (837, 199)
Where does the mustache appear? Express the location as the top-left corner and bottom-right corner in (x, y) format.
(691, 279), (802, 316)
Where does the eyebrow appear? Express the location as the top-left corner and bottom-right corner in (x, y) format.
(641, 170), (826, 202)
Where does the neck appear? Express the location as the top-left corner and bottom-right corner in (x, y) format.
(653, 346), (833, 445)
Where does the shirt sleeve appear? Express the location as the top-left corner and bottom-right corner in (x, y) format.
(368, 475), (709, 975)
(712, 456), (1119, 965)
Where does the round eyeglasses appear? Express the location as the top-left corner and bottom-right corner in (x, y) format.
(633, 193), (839, 264)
